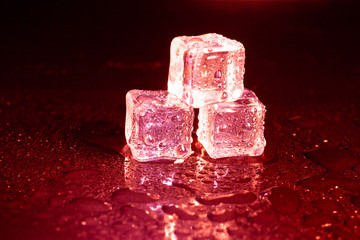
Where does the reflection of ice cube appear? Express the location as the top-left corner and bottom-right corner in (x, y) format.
(168, 33), (245, 108)
(126, 90), (194, 161)
(197, 89), (266, 158)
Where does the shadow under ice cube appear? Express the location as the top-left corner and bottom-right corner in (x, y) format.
(126, 90), (194, 161)
(197, 89), (266, 158)
(168, 33), (245, 108)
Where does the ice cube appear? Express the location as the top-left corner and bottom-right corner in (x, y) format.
(168, 33), (245, 108)
(126, 90), (194, 161)
(197, 89), (266, 158)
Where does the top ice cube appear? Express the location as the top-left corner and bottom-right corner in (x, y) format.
(168, 33), (245, 108)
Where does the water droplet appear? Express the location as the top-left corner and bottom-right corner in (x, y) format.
(196, 192), (257, 205)
(312, 199), (341, 213)
(242, 122), (252, 131)
(202, 178), (213, 183)
(136, 95), (161, 104)
(121, 205), (156, 222)
(175, 144), (187, 155)
(254, 147), (264, 155)
(218, 124), (227, 132)
(208, 209), (237, 222)
(214, 70), (222, 79)
(201, 70), (208, 78)
(246, 142), (254, 148)
(303, 213), (338, 227)
(237, 99), (251, 105)
(188, 37), (203, 43)
(144, 134), (155, 145)
(171, 115), (181, 122)
(162, 205), (198, 220)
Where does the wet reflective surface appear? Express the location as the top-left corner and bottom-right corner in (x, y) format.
(1, 1), (360, 239)
(1, 87), (359, 239)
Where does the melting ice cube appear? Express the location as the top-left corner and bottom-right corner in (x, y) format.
(168, 33), (245, 108)
(126, 90), (194, 161)
(197, 89), (266, 158)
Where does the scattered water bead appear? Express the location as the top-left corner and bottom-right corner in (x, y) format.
(196, 192), (257, 205)
(162, 205), (198, 220)
(172, 181), (197, 193)
(3, 24), (360, 240)
(234, 177), (251, 183)
(125, 90), (194, 161)
(207, 208), (237, 222)
(303, 213), (339, 228)
(120, 205), (156, 222)
(331, 227), (360, 240)
(168, 33), (245, 108)
(262, 129), (280, 162)
(227, 226), (246, 237)
(214, 70), (222, 79)
(112, 223), (138, 236)
(69, 198), (111, 214)
(248, 209), (278, 226)
(297, 173), (360, 191)
(304, 148), (359, 172)
(288, 115), (324, 128)
(31, 190), (50, 202)
(273, 224), (300, 236)
(344, 219), (360, 230)
(312, 199), (341, 213)
(197, 89), (266, 158)
(111, 188), (158, 203)
(268, 187), (300, 215)
(64, 169), (101, 181)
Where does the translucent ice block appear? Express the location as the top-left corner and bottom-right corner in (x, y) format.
(125, 90), (194, 161)
(168, 33), (245, 108)
(197, 89), (266, 158)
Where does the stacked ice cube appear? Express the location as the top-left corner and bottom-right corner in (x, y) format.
(126, 90), (194, 161)
(125, 33), (266, 161)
